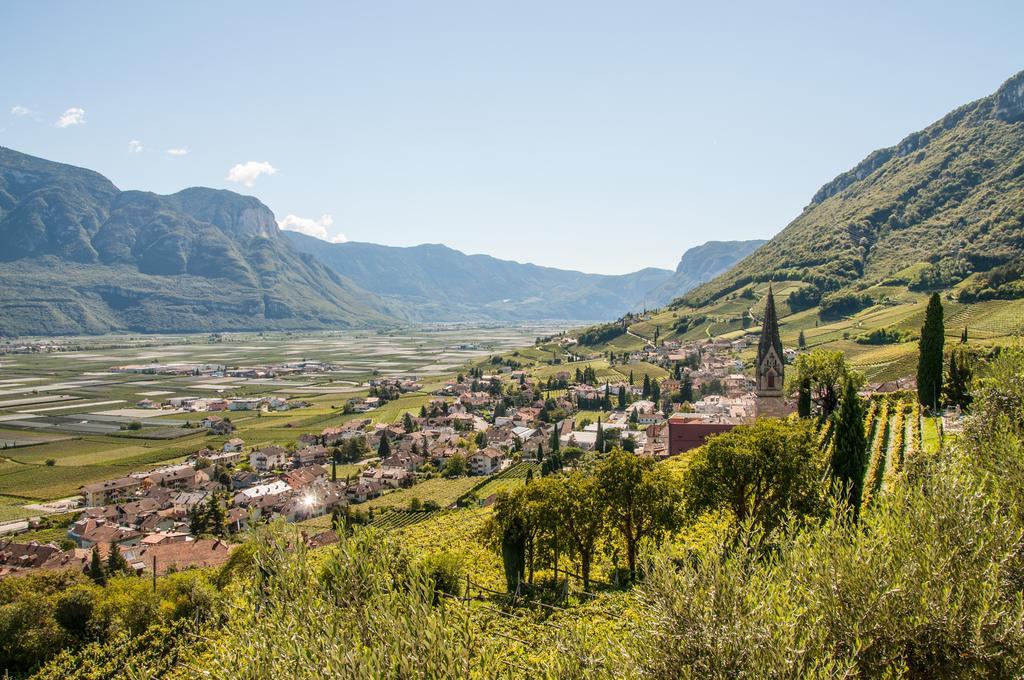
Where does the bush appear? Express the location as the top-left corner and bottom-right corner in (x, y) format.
(854, 327), (912, 345)
(819, 291), (873, 319)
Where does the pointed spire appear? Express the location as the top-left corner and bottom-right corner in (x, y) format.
(758, 284), (783, 364)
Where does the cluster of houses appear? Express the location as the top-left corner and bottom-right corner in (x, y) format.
(134, 395), (308, 417)
(2, 331), (801, 580)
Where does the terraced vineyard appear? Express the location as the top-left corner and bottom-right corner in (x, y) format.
(370, 509), (442, 530)
(475, 460), (540, 497)
(860, 396), (919, 511)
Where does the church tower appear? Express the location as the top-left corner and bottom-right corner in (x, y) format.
(755, 285), (786, 418)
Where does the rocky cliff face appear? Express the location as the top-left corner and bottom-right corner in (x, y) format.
(0, 147), (398, 335)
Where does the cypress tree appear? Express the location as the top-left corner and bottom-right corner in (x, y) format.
(831, 379), (868, 516)
(642, 374), (651, 398)
(549, 422), (559, 452)
(106, 542), (129, 576)
(88, 547), (106, 586)
(629, 370), (634, 386)
(917, 293), (945, 411)
(798, 329), (807, 349)
(595, 417), (605, 454)
(945, 347), (973, 411)
(377, 433), (391, 457)
(535, 442), (543, 463)
(961, 326), (968, 344)
(797, 378), (812, 418)
(618, 385), (627, 409)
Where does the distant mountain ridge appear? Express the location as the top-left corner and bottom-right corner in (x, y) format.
(645, 239), (767, 307)
(0, 147), (398, 335)
(285, 232), (764, 321)
(0, 145), (769, 335)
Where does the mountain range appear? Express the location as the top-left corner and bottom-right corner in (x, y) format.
(679, 69), (1024, 310)
(0, 146), (759, 335)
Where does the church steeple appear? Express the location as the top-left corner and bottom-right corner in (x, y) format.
(755, 285), (786, 417)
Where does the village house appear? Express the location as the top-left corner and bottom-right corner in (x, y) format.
(250, 445), (290, 471)
(292, 445), (329, 467)
(468, 447), (505, 475)
(67, 518), (143, 549)
(81, 476), (143, 506)
(145, 466), (210, 491)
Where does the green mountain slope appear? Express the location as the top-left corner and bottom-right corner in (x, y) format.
(0, 148), (400, 335)
(285, 231), (675, 321)
(681, 69), (1024, 309)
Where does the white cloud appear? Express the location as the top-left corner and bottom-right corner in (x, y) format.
(128, 140), (143, 153)
(55, 107), (86, 128)
(277, 214), (346, 243)
(10, 105), (30, 116)
(226, 160), (276, 187)
(166, 147), (188, 156)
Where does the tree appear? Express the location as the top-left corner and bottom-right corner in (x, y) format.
(945, 347), (973, 411)
(917, 292), (945, 411)
(642, 374), (652, 399)
(595, 418), (605, 454)
(618, 385), (627, 410)
(402, 412), (416, 433)
(549, 422), (560, 453)
(106, 542), (129, 576)
(597, 449), (682, 582)
(961, 326), (968, 344)
(206, 493), (227, 537)
(534, 442), (544, 463)
(792, 350), (863, 418)
(377, 433), (391, 457)
(88, 547), (106, 586)
(798, 329), (807, 349)
(797, 378), (812, 418)
(683, 419), (823, 533)
(444, 453), (466, 478)
(831, 379), (868, 515)
(681, 374), (694, 403)
(556, 471), (606, 591)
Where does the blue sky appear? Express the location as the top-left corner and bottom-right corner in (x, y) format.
(1, 1), (1021, 274)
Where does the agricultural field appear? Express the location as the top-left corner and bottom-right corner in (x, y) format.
(0, 325), (562, 521)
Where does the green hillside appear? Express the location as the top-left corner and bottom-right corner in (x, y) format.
(680, 69), (1024, 310)
(585, 71), (1024, 380)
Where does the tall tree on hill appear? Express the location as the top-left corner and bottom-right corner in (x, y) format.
(961, 327), (968, 344)
(595, 418), (605, 454)
(642, 374), (651, 398)
(831, 379), (868, 517)
(681, 374), (694, 403)
(88, 548), (106, 586)
(597, 449), (682, 582)
(797, 378), (812, 418)
(798, 329), (807, 349)
(378, 434), (391, 457)
(206, 492), (227, 537)
(106, 542), (129, 576)
(651, 380), (661, 406)
(917, 293), (945, 411)
(618, 385), (627, 409)
(549, 421), (560, 453)
(629, 370), (634, 386)
(945, 347), (974, 411)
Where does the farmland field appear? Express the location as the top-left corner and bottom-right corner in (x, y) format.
(0, 324), (564, 519)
